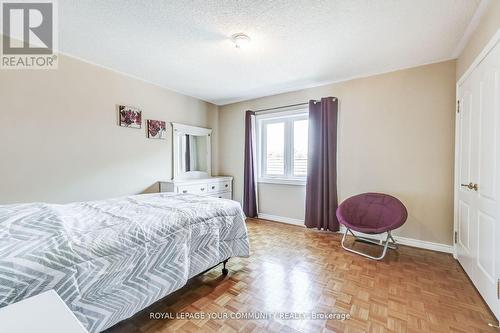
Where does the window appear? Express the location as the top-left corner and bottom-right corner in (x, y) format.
(257, 110), (308, 185)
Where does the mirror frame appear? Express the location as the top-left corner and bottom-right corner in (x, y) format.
(171, 123), (212, 180)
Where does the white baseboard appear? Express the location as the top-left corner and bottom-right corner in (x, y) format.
(257, 213), (305, 227)
(392, 235), (453, 254)
(339, 226), (454, 254)
(257, 214), (454, 254)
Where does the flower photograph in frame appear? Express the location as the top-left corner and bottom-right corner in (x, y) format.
(147, 120), (167, 139)
(118, 105), (142, 128)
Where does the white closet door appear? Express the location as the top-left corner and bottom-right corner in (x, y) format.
(456, 40), (500, 320)
(456, 72), (475, 277)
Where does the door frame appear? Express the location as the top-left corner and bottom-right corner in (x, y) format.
(453, 28), (500, 259)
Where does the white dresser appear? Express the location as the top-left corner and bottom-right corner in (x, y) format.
(159, 176), (233, 199)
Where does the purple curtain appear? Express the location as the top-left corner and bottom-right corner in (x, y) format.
(305, 97), (339, 231)
(243, 110), (258, 217)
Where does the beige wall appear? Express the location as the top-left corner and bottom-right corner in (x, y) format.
(457, 0), (500, 79)
(0, 42), (460, 245)
(0, 54), (218, 204)
(219, 60), (456, 245)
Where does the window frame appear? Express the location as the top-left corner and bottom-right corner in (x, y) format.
(256, 108), (308, 186)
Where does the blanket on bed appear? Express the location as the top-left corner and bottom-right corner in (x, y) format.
(0, 193), (249, 332)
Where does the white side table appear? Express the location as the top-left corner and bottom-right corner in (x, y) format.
(0, 290), (89, 333)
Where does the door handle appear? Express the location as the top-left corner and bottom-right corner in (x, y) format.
(460, 183), (479, 191)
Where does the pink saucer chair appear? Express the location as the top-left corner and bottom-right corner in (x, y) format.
(336, 193), (408, 260)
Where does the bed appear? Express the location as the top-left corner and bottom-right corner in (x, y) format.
(0, 193), (250, 332)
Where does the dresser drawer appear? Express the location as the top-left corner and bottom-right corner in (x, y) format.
(210, 192), (232, 199)
(207, 181), (232, 193)
(177, 183), (208, 195)
(221, 181), (232, 192)
(160, 177), (233, 197)
(207, 182), (220, 193)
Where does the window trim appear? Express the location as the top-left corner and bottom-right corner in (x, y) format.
(256, 108), (308, 186)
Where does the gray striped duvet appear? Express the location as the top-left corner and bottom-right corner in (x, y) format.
(0, 193), (249, 332)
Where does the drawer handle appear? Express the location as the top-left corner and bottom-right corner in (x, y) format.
(200, 187), (205, 191)
(182, 190), (188, 194)
(211, 186), (215, 189)
(225, 184), (228, 188)
(218, 196), (222, 198)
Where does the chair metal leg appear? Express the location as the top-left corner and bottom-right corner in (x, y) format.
(341, 228), (397, 260)
(387, 232), (398, 250)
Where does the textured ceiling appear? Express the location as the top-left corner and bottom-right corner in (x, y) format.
(59, 0), (480, 105)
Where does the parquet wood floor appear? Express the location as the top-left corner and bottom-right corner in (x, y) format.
(104, 218), (498, 333)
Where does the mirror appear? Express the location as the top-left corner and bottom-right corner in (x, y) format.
(181, 134), (208, 172)
(172, 123), (212, 180)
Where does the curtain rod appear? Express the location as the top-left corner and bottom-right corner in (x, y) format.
(251, 97), (337, 113)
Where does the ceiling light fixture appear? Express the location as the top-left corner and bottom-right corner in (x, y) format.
(231, 33), (251, 49)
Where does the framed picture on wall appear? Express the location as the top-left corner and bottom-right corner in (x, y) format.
(118, 105), (142, 128)
(147, 120), (167, 139)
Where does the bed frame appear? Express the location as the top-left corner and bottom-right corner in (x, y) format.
(196, 258), (229, 277)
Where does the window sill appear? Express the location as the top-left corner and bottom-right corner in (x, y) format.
(258, 178), (306, 186)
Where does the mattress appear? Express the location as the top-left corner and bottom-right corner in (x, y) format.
(0, 193), (250, 332)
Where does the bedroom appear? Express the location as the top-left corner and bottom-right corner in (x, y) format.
(0, 0), (499, 332)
